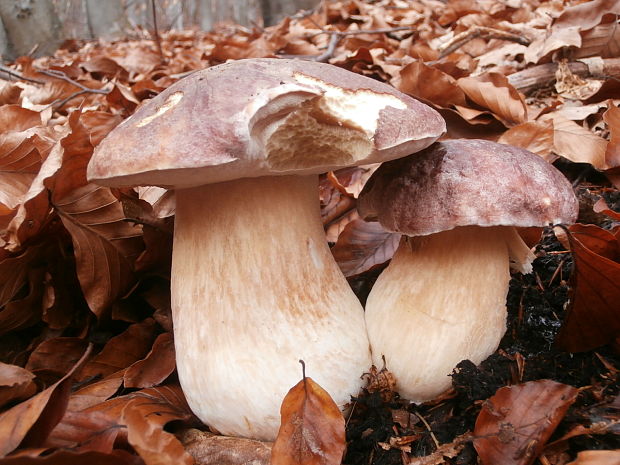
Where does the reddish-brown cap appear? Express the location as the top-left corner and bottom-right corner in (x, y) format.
(87, 58), (445, 188)
(358, 139), (578, 235)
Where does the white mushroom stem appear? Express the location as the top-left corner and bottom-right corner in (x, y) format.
(172, 175), (371, 441)
(365, 225), (532, 403)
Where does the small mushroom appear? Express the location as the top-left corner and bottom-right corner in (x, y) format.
(87, 58), (445, 439)
(357, 139), (578, 402)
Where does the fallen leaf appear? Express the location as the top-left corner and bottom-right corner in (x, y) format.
(124, 332), (176, 389)
(0, 345), (91, 457)
(50, 384), (194, 464)
(78, 318), (158, 382)
(457, 73), (528, 126)
(593, 197), (620, 221)
(556, 224), (620, 352)
(0, 449), (143, 465)
(473, 379), (578, 465)
(396, 61), (467, 109)
(26, 338), (89, 377)
(271, 372), (346, 465)
(603, 100), (620, 169)
(545, 114), (609, 169)
(331, 219), (401, 277)
(180, 428), (272, 465)
(0, 362), (36, 409)
(567, 450), (620, 465)
(497, 120), (556, 161)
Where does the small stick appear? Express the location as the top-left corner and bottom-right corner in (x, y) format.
(37, 69), (109, 94)
(438, 25), (530, 58)
(308, 26), (412, 62)
(0, 64), (45, 84)
(413, 411), (440, 450)
(151, 0), (165, 62)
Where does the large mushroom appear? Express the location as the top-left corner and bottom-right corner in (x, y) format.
(357, 139), (578, 403)
(87, 58), (446, 440)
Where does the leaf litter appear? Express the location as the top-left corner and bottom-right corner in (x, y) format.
(0, 0), (619, 464)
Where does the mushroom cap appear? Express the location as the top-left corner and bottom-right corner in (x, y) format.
(87, 58), (445, 188)
(358, 139), (578, 236)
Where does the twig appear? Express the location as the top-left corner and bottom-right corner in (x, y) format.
(37, 69), (110, 94)
(298, 26), (413, 62)
(438, 25), (530, 58)
(151, 0), (165, 63)
(51, 89), (91, 110)
(0, 64), (44, 84)
(508, 58), (620, 95)
(414, 411), (440, 450)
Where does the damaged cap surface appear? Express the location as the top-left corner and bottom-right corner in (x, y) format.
(87, 58), (445, 188)
(358, 139), (578, 236)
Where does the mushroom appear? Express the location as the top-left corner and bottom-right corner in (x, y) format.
(357, 139), (578, 403)
(87, 58), (446, 440)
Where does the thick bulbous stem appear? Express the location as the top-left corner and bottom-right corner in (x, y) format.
(365, 226), (511, 402)
(172, 175), (371, 440)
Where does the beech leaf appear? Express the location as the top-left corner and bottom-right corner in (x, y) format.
(0, 362), (36, 409)
(124, 332), (176, 389)
(473, 380), (578, 465)
(271, 372), (346, 465)
(556, 224), (620, 352)
(457, 73), (527, 127)
(0, 345), (91, 457)
(331, 219), (401, 277)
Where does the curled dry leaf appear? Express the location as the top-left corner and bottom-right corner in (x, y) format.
(0, 449), (143, 465)
(603, 101), (620, 169)
(457, 73), (527, 127)
(0, 362), (36, 409)
(331, 219), (401, 277)
(497, 120), (556, 160)
(0, 345), (91, 457)
(50, 385), (194, 465)
(543, 114), (609, 169)
(26, 337), (89, 377)
(556, 224), (620, 352)
(473, 379), (578, 465)
(271, 374), (346, 465)
(567, 450), (620, 465)
(124, 332), (176, 389)
(593, 197), (620, 221)
(77, 318), (158, 382)
(180, 429), (271, 465)
(396, 61), (467, 109)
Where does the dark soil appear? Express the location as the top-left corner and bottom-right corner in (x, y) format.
(344, 229), (620, 465)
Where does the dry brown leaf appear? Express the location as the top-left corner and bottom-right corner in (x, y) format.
(66, 372), (125, 412)
(497, 120), (555, 160)
(556, 224), (620, 352)
(271, 373), (346, 465)
(0, 449), (144, 465)
(603, 101), (620, 169)
(577, 22), (620, 58)
(593, 197), (620, 221)
(0, 362), (36, 409)
(78, 318), (158, 382)
(0, 105), (42, 132)
(54, 183), (144, 316)
(396, 61), (467, 109)
(180, 428), (272, 465)
(457, 73), (527, 126)
(50, 384), (194, 464)
(544, 114), (609, 169)
(26, 337), (89, 377)
(124, 332), (176, 389)
(567, 450), (620, 465)
(473, 379), (578, 465)
(122, 394), (194, 465)
(0, 345), (91, 457)
(331, 219), (401, 277)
